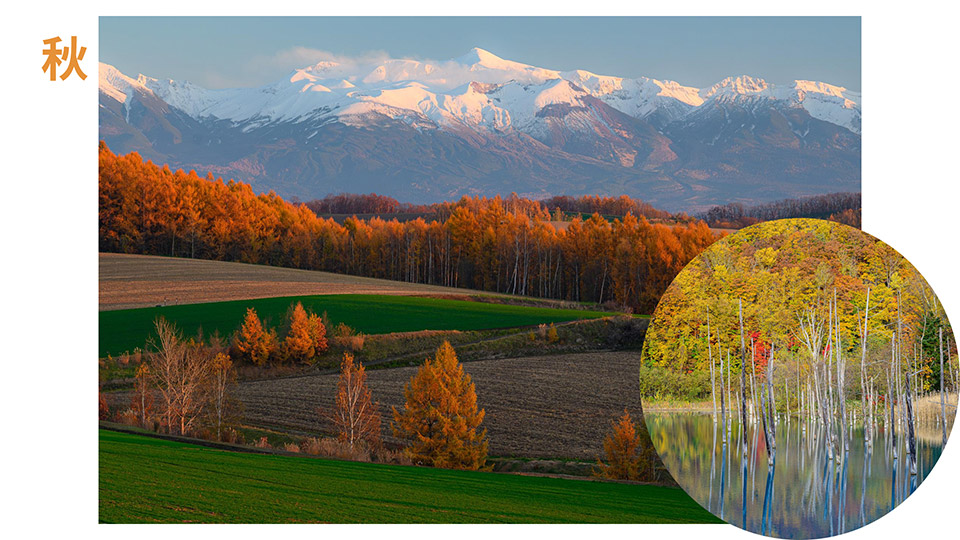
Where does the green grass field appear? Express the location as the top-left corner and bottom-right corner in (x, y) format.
(98, 294), (612, 357)
(99, 429), (720, 523)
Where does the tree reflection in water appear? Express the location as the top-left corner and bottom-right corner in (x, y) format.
(647, 412), (945, 538)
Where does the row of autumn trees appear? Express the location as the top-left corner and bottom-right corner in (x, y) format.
(232, 303), (329, 366)
(114, 316), (491, 470)
(108, 315), (654, 476)
(99, 143), (717, 312)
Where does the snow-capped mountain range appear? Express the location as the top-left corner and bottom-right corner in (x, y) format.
(99, 48), (861, 211)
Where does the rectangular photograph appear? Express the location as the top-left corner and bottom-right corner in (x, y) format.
(97, 16), (861, 524)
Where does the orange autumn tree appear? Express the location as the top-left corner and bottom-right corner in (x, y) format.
(283, 302), (314, 363)
(329, 352), (381, 449)
(392, 341), (489, 470)
(234, 307), (275, 366)
(308, 312), (329, 359)
(595, 409), (648, 481)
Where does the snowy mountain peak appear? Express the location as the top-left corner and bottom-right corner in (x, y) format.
(456, 47), (506, 67)
(701, 75), (770, 99)
(99, 62), (143, 102)
(99, 53), (860, 134)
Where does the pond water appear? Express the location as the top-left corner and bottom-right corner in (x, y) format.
(647, 412), (948, 538)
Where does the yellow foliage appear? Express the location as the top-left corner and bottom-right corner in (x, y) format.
(234, 308), (275, 366)
(283, 302), (314, 363)
(547, 323), (559, 343)
(392, 341), (489, 470)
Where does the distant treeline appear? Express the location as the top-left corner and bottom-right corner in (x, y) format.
(297, 193), (429, 215)
(298, 191), (856, 230)
(699, 192), (862, 229)
(537, 195), (673, 220)
(296, 192), (674, 222)
(99, 143), (717, 312)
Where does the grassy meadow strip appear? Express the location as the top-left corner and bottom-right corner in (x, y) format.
(99, 429), (720, 524)
(99, 293), (613, 358)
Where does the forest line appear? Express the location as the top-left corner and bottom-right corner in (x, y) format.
(98, 143), (717, 312)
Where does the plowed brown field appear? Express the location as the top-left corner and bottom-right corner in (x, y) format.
(100, 253), (482, 310)
(237, 351), (644, 460)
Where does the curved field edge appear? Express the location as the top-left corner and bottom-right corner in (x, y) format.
(98, 252), (512, 311)
(98, 293), (613, 357)
(98, 429), (721, 524)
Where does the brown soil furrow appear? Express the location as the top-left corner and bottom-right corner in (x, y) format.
(100, 253), (486, 310)
(236, 351), (644, 460)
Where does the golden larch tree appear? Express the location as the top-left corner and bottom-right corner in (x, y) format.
(392, 341), (489, 470)
(329, 352), (381, 449)
(595, 409), (647, 481)
(308, 312), (329, 359)
(283, 302), (314, 363)
(234, 307), (275, 366)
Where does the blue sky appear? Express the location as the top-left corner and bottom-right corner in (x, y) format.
(100, 17), (860, 91)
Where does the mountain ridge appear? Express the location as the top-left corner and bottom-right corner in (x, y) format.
(98, 48), (860, 211)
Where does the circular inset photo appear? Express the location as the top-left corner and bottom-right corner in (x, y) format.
(641, 218), (957, 538)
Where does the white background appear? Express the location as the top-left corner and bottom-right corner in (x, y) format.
(1, 2), (956, 539)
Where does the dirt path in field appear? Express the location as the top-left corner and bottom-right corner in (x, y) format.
(100, 253), (486, 311)
(236, 350), (645, 461)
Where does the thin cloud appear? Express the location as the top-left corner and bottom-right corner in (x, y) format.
(197, 47), (395, 88)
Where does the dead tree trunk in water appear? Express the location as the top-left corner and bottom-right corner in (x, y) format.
(709, 314), (717, 421)
(890, 335), (898, 460)
(904, 367), (918, 476)
(760, 344), (777, 466)
(727, 349), (733, 433)
(751, 337), (759, 421)
(720, 342), (728, 442)
(825, 295), (836, 462)
(951, 335), (957, 392)
(738, 299), (749, 457)
(838, 317), (848, 455)
(860, 288), (871, 447)
(941, 327), (948, 446)
(836, 290), (848, 456)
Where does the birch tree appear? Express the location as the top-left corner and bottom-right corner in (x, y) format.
(329, 352), (381, 449)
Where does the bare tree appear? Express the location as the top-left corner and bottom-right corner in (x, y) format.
(940, 327), (947, 445)
(738, 299), (748, 457)
(760, 344), (776, 466)
(709, 313), (717, 420)
(796, 302), (827, 422)
(149, 318), (211, 436)
(208, 352), (236, 441)
(327, 352), (381, 449)
(720, 342), (728, 442)
(859, 288), (871, 447)
(132, 362), (154, 429)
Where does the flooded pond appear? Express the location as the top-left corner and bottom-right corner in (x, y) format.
(647, 412), (948, 538)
